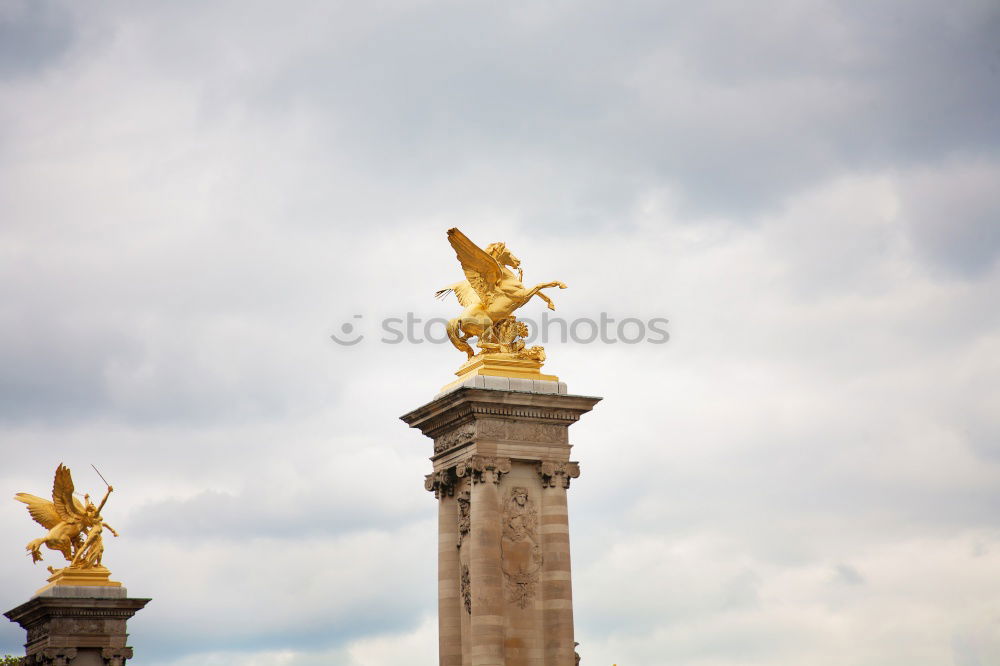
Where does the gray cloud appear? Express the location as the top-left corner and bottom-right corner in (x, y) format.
(26, 0), (991, 225)
(902, 162), (1000, 277)
(0, 1), (75, 80)
(2, 1), (1000, 665)
(833, 562), (865, 586)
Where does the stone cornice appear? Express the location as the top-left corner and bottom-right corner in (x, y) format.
(5, 597), (150, 627)
(401, 387), (601, 441)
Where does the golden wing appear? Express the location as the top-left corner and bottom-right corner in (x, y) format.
(447, 228), (501, 307)
(51, 463), (83, 522)
(14, 493), (62, 530)
(435, 281), (483, 308)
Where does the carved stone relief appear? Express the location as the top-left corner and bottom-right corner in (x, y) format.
(51, 618), (103, 635)
(456, 455), (511, 486)
(478, 419), (506, 438)
(25, 623), (49, 644)
(537, 460), (581, 489)
(434, 422), (476, 454)
(500, 486), (543, 608)
(456, 490), (470, 547)
(507, 422), (566, 443)
(460, 564), (472, 615)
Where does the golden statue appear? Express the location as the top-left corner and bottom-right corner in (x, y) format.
(436, 228), (566, 385)
(14, 463), (122, 591)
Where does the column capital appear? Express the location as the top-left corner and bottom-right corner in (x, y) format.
(456, 455), (511, 485)
(424, 468), (457, 498)
(27, 649), (77, 666)
(537, 460), (581, 489)
(102, 647), (134, 666)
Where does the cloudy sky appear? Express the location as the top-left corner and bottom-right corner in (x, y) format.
(2, 0), (999, 664)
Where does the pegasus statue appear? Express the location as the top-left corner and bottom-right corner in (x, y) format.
(436, 228), (566, 360)
(15, 463), (117, 574)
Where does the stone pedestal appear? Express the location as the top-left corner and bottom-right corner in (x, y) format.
(402, 383), (600, 666)
(4, 587), (149, 666)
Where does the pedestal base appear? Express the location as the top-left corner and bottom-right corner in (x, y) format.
(441, 354), (559, 393)
(35, 567), (122, 597)
(403, 385), (600, 666)
(5, 588), (149, 666)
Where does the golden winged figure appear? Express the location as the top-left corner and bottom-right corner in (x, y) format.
(436, 228), (566, 359)
(14, 463), (117, 574)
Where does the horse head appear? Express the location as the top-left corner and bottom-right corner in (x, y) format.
(485, 242), (521, 273)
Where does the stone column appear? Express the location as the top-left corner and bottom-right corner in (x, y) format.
(457, 485), (473, 666)
(4, 587), (149, 666)
(538, 462), (580, 666)
(427, 470), (463, 666)
(402, 384), (600, 666)
(460, 456), (509, 666)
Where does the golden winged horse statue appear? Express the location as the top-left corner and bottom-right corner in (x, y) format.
(14, 463), (117, 575)
(436, 228), (566, 359)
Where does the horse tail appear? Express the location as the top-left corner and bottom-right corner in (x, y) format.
(447, 318), (474, 359)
